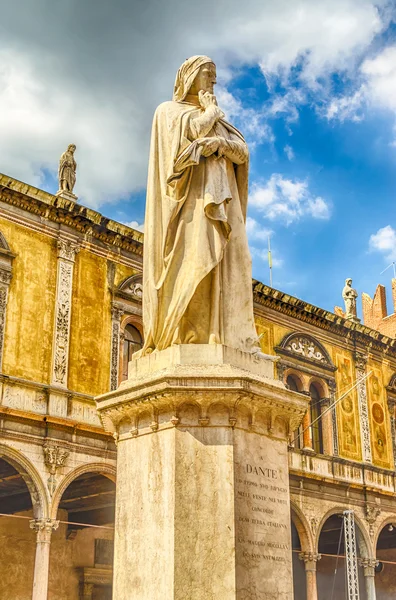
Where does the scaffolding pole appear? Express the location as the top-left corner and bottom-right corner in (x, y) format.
(343, 510), (360, 600)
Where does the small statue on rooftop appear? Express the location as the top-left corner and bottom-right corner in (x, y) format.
(57, 144), (77, 200)
(342, 278), (359, 322)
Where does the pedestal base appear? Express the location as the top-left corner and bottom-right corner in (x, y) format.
(96, 345), (308, 600)
(55, 189), (78, 202)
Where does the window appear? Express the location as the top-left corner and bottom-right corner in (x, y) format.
(122, 324), (142, 379)
(287, 375), (303, 449)
(309, 383), (323, 454)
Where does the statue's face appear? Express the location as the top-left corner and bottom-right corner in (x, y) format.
(192, 63), (217, 94)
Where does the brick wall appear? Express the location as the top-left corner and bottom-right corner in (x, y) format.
(362, 279), (396, 337)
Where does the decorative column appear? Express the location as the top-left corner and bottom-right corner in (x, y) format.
(96, 345), (309, 600)
(110, 304), (123, 390)
(30, 518), (59, 600)
(51, 239), (80, 387)
(320, 397), (333, 455)
(359, 558), (377, 600)
(355, 351), (372, 463)
(0, 266), (12, 370)
(299, 552), (321, 600)
(387, 397), (396, 468)
(328, 380), (339, 457)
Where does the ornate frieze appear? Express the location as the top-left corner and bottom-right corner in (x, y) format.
(110, 305), (123, 391)
(354, 351), (372, 463)
(43, 443), (69, 496)
(51, 239), (80, 387)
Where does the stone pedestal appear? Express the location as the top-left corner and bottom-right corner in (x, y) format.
(96, 345), (308, 600)
(56, 189), (78, 202)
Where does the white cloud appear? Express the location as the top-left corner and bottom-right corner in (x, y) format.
(216, 87), (274, 145)
(284, 145), (295, 161)
(369, 225), (396, 261)
(326, 88), (366, 122)
(249, 174), (331, 224)
(0, 0), (389, 208)
(245, 216), (272, 241)
(325, 44), (396, 125)
(121, 220), (145, 233)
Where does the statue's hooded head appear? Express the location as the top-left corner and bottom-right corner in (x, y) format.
(345, 278), (352, 285)
(67, 144), (76, 153)
(173, 55), (215, 102)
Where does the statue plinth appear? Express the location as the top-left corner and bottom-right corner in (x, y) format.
(55, 189), (78, 203)
(96, 344), (308, 600)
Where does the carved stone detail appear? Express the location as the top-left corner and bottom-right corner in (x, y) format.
(328, 380), (339, 457)
(57, 239), (80, 263)
(286, 337), (326, 363)
(110, 304), (123, 391)
(116, 274), (143, 302)
(275, 332), (336, 372)
(355, 353), (372, 462)
(299, 552), (321, 570)
(43, 443), (69, 496)
(355, 351), (368, 371)
(30, 518), (59, 543)
(365, 505), (381, 539)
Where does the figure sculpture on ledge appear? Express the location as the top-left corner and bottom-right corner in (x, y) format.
(140, 55), (261, 356)
(57, 144), (77, 198)
(342, 278), (359, 321)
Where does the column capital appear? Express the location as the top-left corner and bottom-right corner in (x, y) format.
(358, 557), (378, 577)
(299, 552), (321, 570)
(354, 350), (368, 371)
(30, 518), (59, 543)
(57, 238), (80, 262)
(111, 303), (124, 322)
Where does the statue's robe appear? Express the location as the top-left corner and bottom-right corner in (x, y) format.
(141, 99), (259, 354)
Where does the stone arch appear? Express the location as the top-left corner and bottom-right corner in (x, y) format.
(374, 514), (396, 548)
(316, 506), (372, 558)
(290, 501), (314, 552)
(50, 462), (116, 520)
(284, 368), (306, 392)
(0, 442), (48, 518)
(307, 376), (329, 399)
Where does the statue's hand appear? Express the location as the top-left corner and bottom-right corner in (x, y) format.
(200, 137), (220, 157)
(198, 90), (218, 110)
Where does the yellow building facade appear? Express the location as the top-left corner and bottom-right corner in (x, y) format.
(0, 173), (396, 599)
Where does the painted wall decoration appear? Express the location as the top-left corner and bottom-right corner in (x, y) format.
(368, 366), (392, 469)
(334, 351), (362, 461)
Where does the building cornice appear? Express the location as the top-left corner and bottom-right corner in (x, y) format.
(253, 281), (396, 355)
(0, 174), (143, 256)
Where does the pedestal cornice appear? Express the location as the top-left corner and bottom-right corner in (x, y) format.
(96, 345), (309, 442)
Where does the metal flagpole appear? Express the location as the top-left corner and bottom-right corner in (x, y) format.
(268, 235), (273, 287)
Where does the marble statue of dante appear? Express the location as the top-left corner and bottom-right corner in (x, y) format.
(342, 278), (358, 319)
(58, 144), (77, 193)
(140, 55), (260, 355)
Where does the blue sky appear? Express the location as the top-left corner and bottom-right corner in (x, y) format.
(2, 0), (396, 319)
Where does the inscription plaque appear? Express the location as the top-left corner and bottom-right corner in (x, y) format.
(234, 430), (293, 599)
